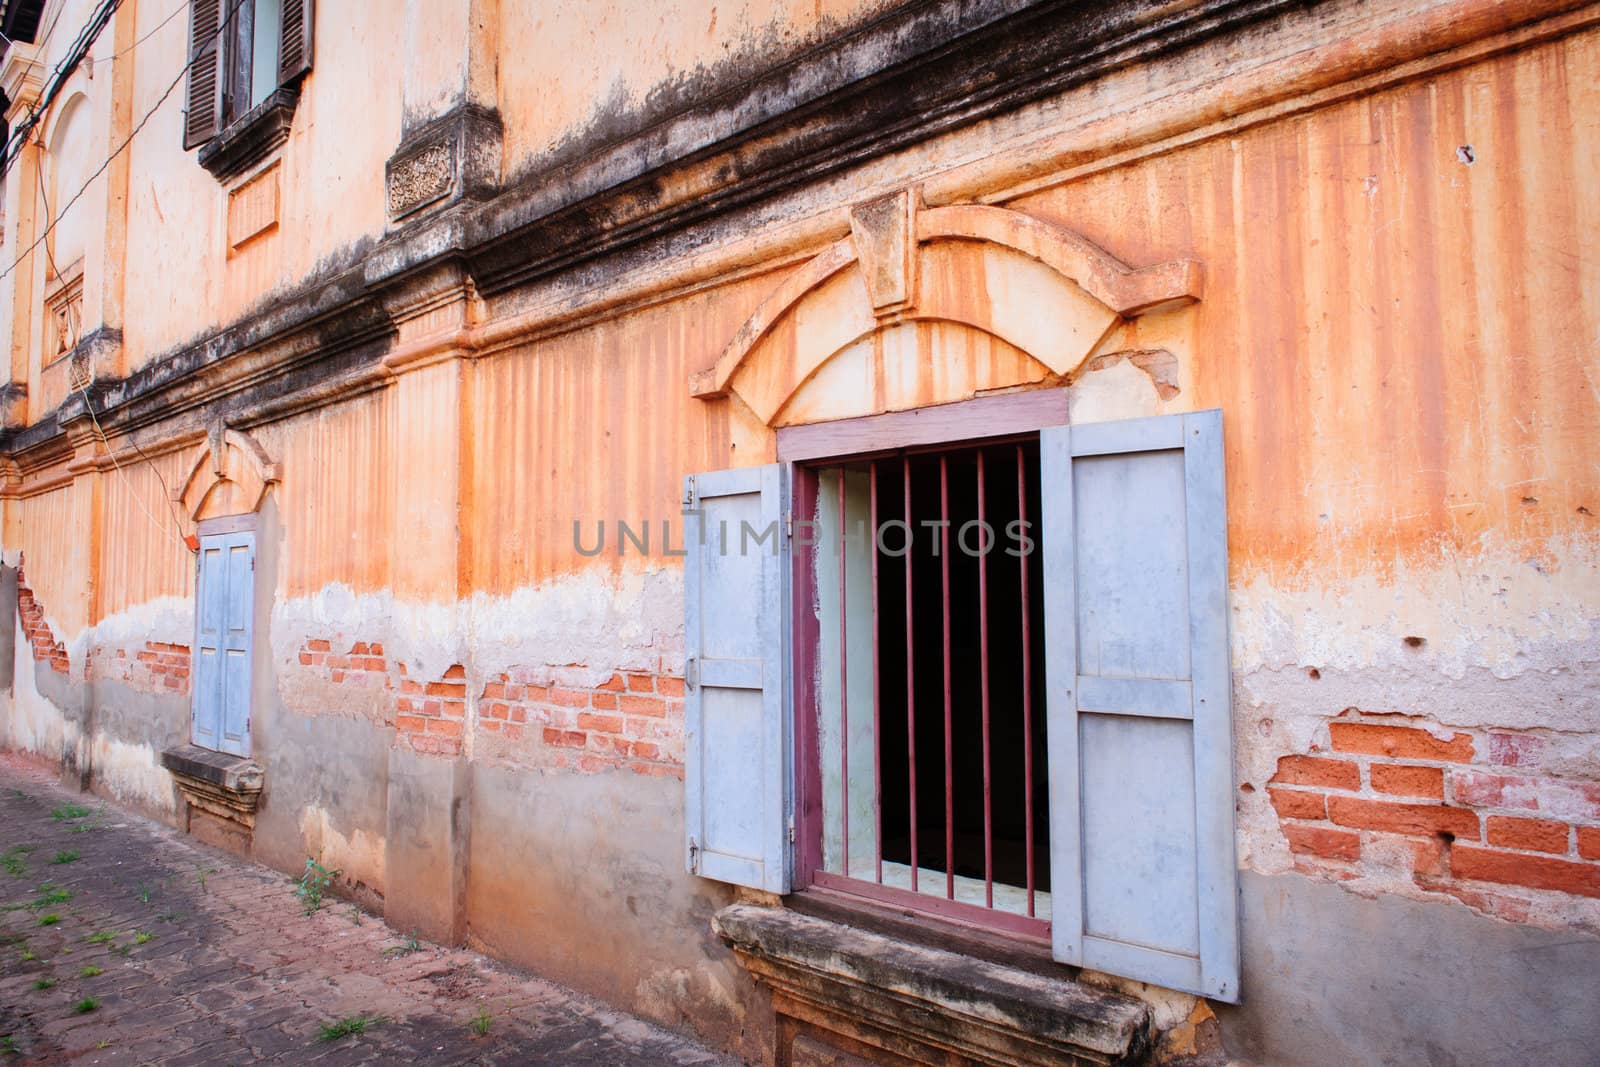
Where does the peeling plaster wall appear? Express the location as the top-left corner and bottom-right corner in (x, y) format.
(0, 7), (1597, 1066)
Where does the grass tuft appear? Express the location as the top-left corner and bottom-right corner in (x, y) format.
(318, 1014), (384, 1041)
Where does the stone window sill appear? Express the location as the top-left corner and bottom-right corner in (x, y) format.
(713, 903), (1151, 1065)
(197, 88), (299, 182)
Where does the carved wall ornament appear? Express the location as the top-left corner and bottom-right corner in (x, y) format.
(690, 191), (1204, 426)
(386, 141), (456, 219)
(176, 423), (281, 523)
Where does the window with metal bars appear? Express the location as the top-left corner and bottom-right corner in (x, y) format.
(795, 437), (1050, 939)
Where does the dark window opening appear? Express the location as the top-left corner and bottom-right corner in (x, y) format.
(806, 438), (1050, 935)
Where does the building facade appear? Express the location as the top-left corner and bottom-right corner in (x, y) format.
(0, 0), (1597, 1063)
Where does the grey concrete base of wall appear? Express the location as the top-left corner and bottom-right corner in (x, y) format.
(1220, 870), (1600, 1067)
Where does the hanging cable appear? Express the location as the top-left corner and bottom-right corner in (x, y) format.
(0, 0), (124, 179)
(0, 0), (246, 288)
(35, 158), (192, 554)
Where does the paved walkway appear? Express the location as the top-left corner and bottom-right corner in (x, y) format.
(0, 755), (738, 1065)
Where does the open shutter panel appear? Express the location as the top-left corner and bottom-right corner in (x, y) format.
(182, 0), (224, 149)
(278, 0), (314, 84)
(192, 539), (225, 748)
(219, 533), (255, 757)
(684, 463), (791, 894)
(1041, 409), (1240, 1002)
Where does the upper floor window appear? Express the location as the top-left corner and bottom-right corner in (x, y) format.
(184, 0), (313, 179)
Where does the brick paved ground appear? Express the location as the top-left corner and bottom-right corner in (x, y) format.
(0, 755), (739, 1066)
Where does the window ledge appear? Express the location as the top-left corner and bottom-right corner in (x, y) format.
(713, 903), (1150, 1066)
(197, 87), (299, 181)
(161, 743), (263, 800)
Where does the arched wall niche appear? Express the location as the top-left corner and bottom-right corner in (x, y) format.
(175, 423), (281, 524)
(691, 189), (1204, 431)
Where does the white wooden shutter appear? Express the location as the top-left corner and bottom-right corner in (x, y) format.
(1041, 409), (1239, 1002)
(193, 530), (255, 757)
(683, 464), (790, 893)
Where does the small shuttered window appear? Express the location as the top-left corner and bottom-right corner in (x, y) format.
(184, 0), (314, 151)
(193, 529), (255, 757)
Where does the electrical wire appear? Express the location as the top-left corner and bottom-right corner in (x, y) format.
(35, 160), (189, 553)
(0, 0), (124, 177)
(91, 1), (188, 67)
(0, 0), (246, 288)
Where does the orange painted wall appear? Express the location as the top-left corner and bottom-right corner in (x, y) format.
(1011, 31), (1599, 584)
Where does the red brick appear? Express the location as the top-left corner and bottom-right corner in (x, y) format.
(596, 674), (626, 692)
(1486, 816), (1569, 854)
(395, 714), (427, 732)
(1451, 770), (1540, 811)
(548, 688), (590, 708)
(369, 643), (384, 656)
(439, 699), (465, 719)
(1268, 788), (1327, 821)
(627, 673), (655, 693)
(543, 728), (587, 749)
(591, 692), (618, 710)
(480, 720), (502, 733)
(409, 733), (461, 757)
(136, 650), (160, 663)
(578, 712), (624, 734)
(1453, 845), (1600, 898)
(443, 664), (466, 680)
(1269, 755), (1360, 791)
(619, 694), (666, 717)
(299, 652), (316, 666)
(1329, 722), (1474, 762)
(1487, 733), (1545, 767)
(1370, 764), (1445, 799)
(307, 639), (331, 652)
(1283, 824), (1361, 862)
(1577, 827), (1600, 861)
(361, 658), (386, 671)
(484, 702), (508, 721)
(1327, 796), (1479, 839)
(350, 642), (369, 655)
(656, 676), (685, 698)
(425, 718), (463, 737)
(628, 741), (661, 761)
(425, 681), (465, 697)
(400, 679), (424, 695)
(509, 706), (527, 724)
(482, 682), (507, 700)
(331, 671), (346, 684)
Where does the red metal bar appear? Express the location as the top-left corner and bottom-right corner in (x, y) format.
(871, 461), (883, 885)
(972, 451), (985, 908)
(940, 455), (954, 900)
(811, 870), (1051, 941)
(838, 469), (850, 877)
(1018, 444), (1035, 916)
(904, 456), (918, 893)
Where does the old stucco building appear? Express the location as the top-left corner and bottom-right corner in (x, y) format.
(0, 0), (1596, 1063)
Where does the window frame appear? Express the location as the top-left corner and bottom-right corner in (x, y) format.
(781, 391), (1070, 943)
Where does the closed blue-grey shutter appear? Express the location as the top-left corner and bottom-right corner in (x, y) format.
(1041, 410), (1239, 1001)
(193, 531), (254, 757)
(684, 464), (790, 893)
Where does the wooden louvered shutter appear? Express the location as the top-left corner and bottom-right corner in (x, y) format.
(183, 0), (224, 149)
(278, 0), (313, 84)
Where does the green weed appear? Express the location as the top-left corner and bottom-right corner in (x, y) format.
(295, 857), (341, 916)
(71, 997), (99, 1015)
(49, 851), (79, 865)
(318, 1014), (383, 1041)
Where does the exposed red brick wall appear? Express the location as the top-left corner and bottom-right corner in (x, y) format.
(480, 668), (685, 779)
(16, 568), (68, 675)
(395, 663), (467, 757)
(96, 641), (191, 695)
(1269, 710), (1600, 920)
(292, 638), (685, 772)
(299, 639), (389, 688)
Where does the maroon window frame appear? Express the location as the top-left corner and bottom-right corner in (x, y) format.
(783, 392), (1063, 943)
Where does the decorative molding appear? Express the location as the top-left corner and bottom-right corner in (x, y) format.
(384, 103), (504, 222)
(175, 423), (281, 522)
(714, 904), (1150, 1066)
(689, 195), (1201, 421)
(197, 88), (300, 182)
(161, 744), (265, 852)
(0, 0), (1590, 463)
(0, 41), (44, 117)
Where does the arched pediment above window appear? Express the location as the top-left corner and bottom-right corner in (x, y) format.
(175, 424), (280, 523)
(690, 189), (1202, 427)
